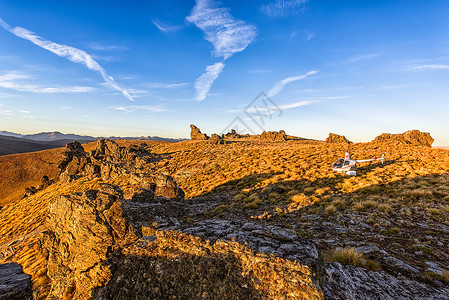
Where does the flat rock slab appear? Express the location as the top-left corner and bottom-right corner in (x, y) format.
(0, 263), (32, 300)
(323, 262), (449, 300)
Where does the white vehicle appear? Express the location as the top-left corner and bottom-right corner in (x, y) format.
(332, 152), (385, 176)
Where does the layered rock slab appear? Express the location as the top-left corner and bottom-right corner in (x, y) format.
(323, 262), (449, 300)
(0, 263), (32, 300)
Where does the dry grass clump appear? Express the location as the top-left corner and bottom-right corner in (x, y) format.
(362, 200), (378, 209)
(377, 203), (393, 213)
(324, 247), (366, 267)
(331, 199), (346, 210)
(324, 204), (337, 214)
(116, 230), (323, 299)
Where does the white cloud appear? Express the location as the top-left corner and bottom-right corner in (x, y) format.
(194, 62), (225, 101)
(267, 70), (318, 97)
(261, 0), (308, 17)
(347, 53), (381, 63)
(187, 0), (256, 101)
(306, 33), (315, 40)
(18, 110), (30, 113)
(0, 72), (96, 93)
(152, 19), (183, 33)
(88, 42), (127, 51)
(112, 105), (167, 113)
(145, 82), (190, 89)
(0, 17), (133, 101)
(411, 64), (449, 70)
(187, 0), (257, 59)
(60, 106), (72, 110)
(0, 109), (14, 115)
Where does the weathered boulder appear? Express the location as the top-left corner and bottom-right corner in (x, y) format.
(326, 133), (351, 144)
(323, 262), (449, 300)
(209, 133), (225, 144)
(40, 184), (139, 299)
(22, 176), (55, 199)
(372, 130), (434, 147)
(260, 130), (287, 141)
(190, 124), (209, 140)
(154, 173), (185, 199)
(94, 220), (323, 299)
(223, 129), (242, 139)
(57, 141), (90, 182)
(41, 183), (183, 299)
(0, 263), (32, 300)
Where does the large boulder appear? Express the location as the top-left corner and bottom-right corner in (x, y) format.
(40, 184), (181, 299)
(372, 130), (434, 147)
(223, 129), (242, 139)
(209, 133), (225, 144)
(154, 173), (185, 199)
(326, 133), (351, 144)
(57, 141), (90, 182)
(190, 124), (209, 140)
(323, 262), (449, 299)
(0, 263), (32, 300)
(260, 130), (287, 141)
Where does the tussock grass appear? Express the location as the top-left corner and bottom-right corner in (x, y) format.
(324, 247), (366, 267)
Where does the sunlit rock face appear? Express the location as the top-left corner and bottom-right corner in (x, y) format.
(372, 130), (434, 147)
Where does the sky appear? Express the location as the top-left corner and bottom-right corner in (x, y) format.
(0, 0), (448, 145)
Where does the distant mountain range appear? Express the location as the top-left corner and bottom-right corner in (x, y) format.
(0, 130), (186, 156)
(0, 130), (186, 142)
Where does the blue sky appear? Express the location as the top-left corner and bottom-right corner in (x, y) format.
(0, 0), (448, 145)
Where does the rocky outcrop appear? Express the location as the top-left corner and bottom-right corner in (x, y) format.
(223, 129), (242, 139)
(260, 130), (287, 141)
(40, 183), (323, 299)
(40, 183), (182, 299)
(0, 263), (32, 300)
(190, 124), (209, 140)
(325, 133), (351, 144)
(54, 139), (185, 199)
(209, 133), (225, 144)
(57, 139), (156, 182)
(372, 130), (434, 147)
(323, 262), (449, 299)
(94, 220), (323, 299)
(22, 176), (55, 199)
(154, 173), (185, 199)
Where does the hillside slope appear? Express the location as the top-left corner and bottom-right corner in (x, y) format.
(0, 135), (75, 156)
(0, 137), (448, 299)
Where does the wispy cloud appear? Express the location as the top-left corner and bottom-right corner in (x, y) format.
(60, 106), (72, 110)
(145, 82), (190, 89)
(18, 110), (30, 114)
(187, 0), (257, 59)
(347, 53), (381, 63)
(0, 110), (14, 116)
(88, 42), (127, 51)
(194, 62), (225, 101)
(112, 105), (167, 113)
(0, 72), (96, 93)
(267, 70), (318, 97)
(306, 33), (315, 40)
(152, 19), (183, 33)
(0, 17), (133, 101)
(248, 69), (273, 74)
(411, 64), (449, 70)
(261, 0), (308, 17)
(187, 0), (257, 101)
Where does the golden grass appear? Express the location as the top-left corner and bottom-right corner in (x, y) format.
(324, 247), (366, 267)
(1, 138), (449, 295)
